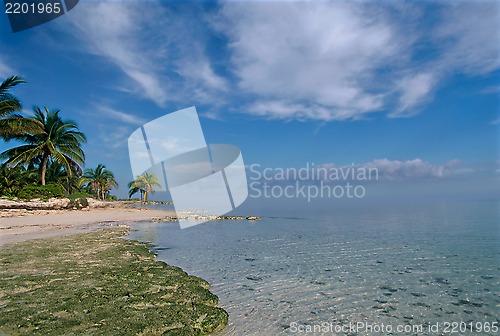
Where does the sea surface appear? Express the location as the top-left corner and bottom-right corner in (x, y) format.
(128, 201), (499, 335)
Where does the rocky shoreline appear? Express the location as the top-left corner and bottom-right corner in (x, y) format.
(0, 198), (131, 218)
(153, 214), (262, 222)
(0, 198), (261, 222)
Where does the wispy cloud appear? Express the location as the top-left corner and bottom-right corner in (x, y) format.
(64, 1), (170, 105)
(482, 85), (500, 95)
(216, 1), (402, 120)
(44, 1), (499, 122)
(215, 1), (499, 121)
(307, 159), (472, 181)
(0, 58), (13, 78)
(433, 2), (500, 76)
(96, 106), (147, 125)
(354, 158), (473, 180)
(251, 158), (473, 183)
(391, 73), (437, 118)
(60, 1), (228, 108)
(98, 125), (131, 151)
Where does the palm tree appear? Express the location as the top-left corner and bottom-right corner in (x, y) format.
(128, 172), (161, 202)
(81, 164), (118, 200)
(0, 76), (28, 139)
(45, 159), (83, 195)
(0, 107), (87, 185)
(128, 182), (144, 201)
(0, 76), (25, 118)
(0, 164), (23, 196)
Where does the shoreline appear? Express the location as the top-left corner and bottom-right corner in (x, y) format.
(0, 207), (175, 246)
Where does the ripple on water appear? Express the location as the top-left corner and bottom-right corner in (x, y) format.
(129, 206), (500, 336)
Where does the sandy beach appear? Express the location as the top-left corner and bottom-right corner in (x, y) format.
(0, 207), (175, 245)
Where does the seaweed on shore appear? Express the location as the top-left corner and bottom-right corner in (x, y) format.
(0, 228), (228, 335)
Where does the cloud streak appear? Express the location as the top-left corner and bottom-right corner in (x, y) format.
(217, 1), (401, 120)
(216, 1), (499, 121)
(250, 158), (473, 184)
(0, 58), (13, 78)
(65, 1), (170, 105)
(50, 1), (499, 122)
(96, 106), (147, 126)
(353, 158), (472, 180)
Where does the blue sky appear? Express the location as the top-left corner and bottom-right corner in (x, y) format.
(0, 0), (498, 203)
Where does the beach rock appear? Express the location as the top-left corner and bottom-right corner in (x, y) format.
(216, 215), (245, 220)
(0, 197), (132, 216)
(0, 198), (71, 210)
(152, 214), (262, 222)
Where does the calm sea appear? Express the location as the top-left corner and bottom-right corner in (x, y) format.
(128, 201), (499, 335)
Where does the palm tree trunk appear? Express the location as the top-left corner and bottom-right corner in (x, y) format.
(94, 182), (100, 200)
(144, 191), (148, 202)
(40, 154), (48, 186)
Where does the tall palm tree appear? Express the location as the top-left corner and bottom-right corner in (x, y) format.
(128, 172), (161, 202)
(0, 107), (87, 185)
(0, 76), (28, 139)
(81, 164), (118, 200)
(0, 76), (25, 118)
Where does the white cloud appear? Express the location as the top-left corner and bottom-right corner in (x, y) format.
(434, 1), (500, 75)
(253, 158), (473, 183)
(217, 1), (404, 120)
(482, 85), (500, 95)
(215, 1), (500, 121)
(392, 73), (436, 117)
(65, 1), (170, 105)
(175, 56), (228, 93)
(60, 1), (228, 108)
(44, 1), (498, 120)
(96, 106), (146, 125)
(356, 158), (472, 180)
(313, 158), (472, 181)
(94, 125), (132, 151)
(0, 61), (13, 79)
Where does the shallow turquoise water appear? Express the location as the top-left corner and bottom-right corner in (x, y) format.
(129, 202), (499, 335)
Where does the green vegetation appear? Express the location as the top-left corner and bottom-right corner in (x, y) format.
(81, 164), (119, 200)
(67, 192), (93, 200)
(128, 172), (161, 202)
(0, 75), (119, 200)
(1, 106), (86, 186)
(0, 229), (228, 335)
(0, 76), (225, 335)
(0, 75), (27, 139)
(17, 183), (66, 201)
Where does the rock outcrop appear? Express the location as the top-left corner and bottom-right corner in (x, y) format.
(0, 198), (133, 217)
(153, 214), (262, 222)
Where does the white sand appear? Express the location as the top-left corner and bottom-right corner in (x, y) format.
(0, 208), (175, 245)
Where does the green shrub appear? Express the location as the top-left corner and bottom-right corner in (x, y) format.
(17, 183), (65, 201)
(69, 197), (89, 208)
(67, 192), (92, 200)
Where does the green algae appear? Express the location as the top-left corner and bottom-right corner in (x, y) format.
(0, 228), (228, 335)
